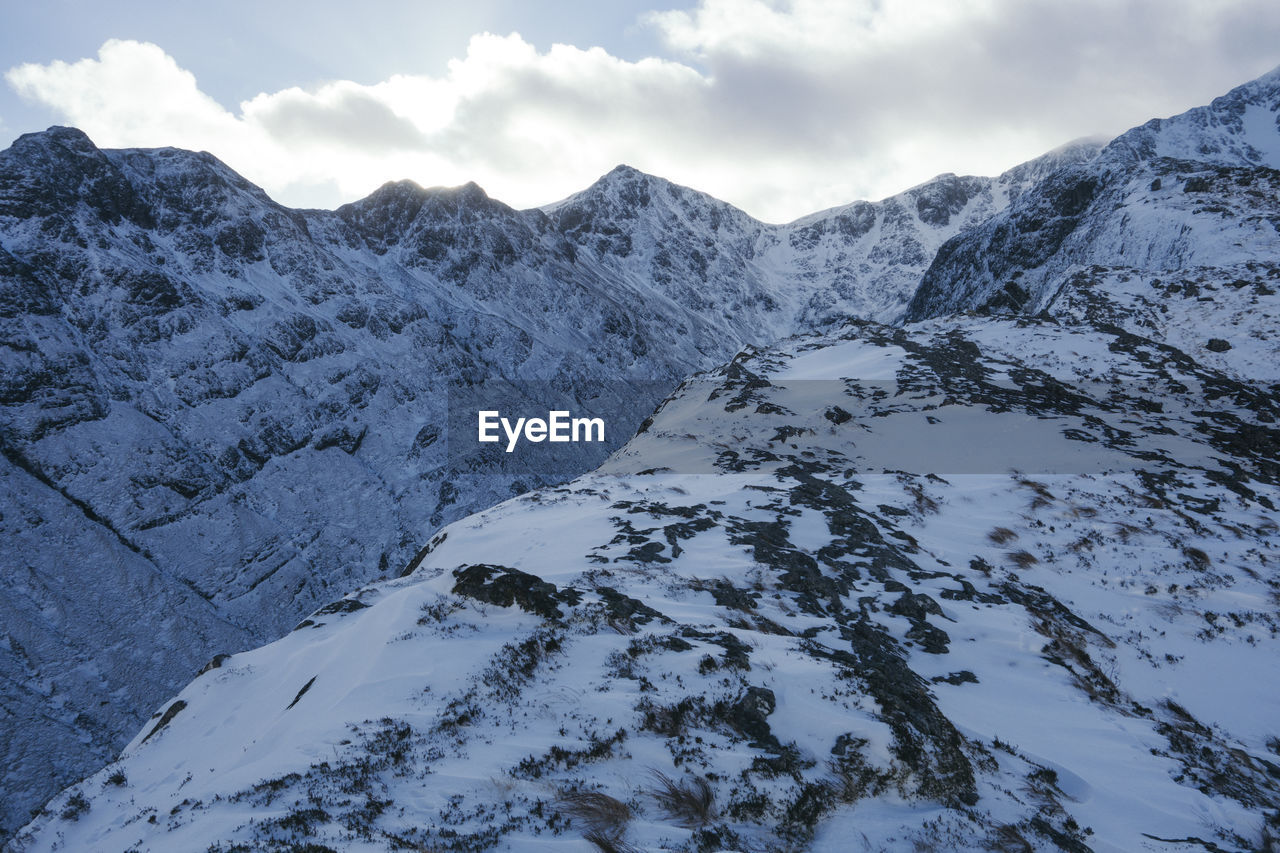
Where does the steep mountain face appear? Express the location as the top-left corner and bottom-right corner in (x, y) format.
(14, 294), (1277, 851)
(0, 456), (247, 850)
(766, 136), (1107, 328)
(0, 126), (1096, 839)
(906, 68), (1280, 325)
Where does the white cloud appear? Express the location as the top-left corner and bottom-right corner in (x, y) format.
(6, 2), (1280, 222)
(7, 40), (247, 153)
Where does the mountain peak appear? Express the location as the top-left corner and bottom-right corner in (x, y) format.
(342, 177), (496, 213)
(352, 178), (429, 208)
(429, 179), (490, 202)
(603, 163), (646, 179)
(374, 177), (428, 195)
(0, 125), (156, 225)
(584, 164), (676, 194)
(417, 180), (521, 222)
(995, 135), (1106, 200)
(19, 125), (97, 149)
(4, 126), (104, 165)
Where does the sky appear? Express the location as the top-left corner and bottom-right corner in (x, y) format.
(3, 0), (1280, 223)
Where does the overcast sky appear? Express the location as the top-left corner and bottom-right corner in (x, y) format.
(4, 0), (1279, 222)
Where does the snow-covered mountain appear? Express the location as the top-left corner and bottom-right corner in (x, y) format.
(11, 57), (1280, 845)
(13, 294), (1278, 851)
(0, 125), (1101, 839)
(906, 67), (1280, 324)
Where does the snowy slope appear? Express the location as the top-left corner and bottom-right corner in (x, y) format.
(0, 125), (1102, 839)
(13, 287), (1279, 852)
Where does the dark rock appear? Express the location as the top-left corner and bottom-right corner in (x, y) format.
(451, 564), (578, 620)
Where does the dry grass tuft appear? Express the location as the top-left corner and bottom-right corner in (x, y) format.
(988, 527), (1018, 545)
(644, 769), (716, 828)
(1006, 550), (1039, 569)
(1182, 546), (1211, 571)
(985, 823), (1033, 852)
(583, 829), (643, 853)
(1066, 534), (1096, 554)
(1113, 522), (1143, 543)
(557, 790), (633, 849)
(1018, 479), (1055, 501)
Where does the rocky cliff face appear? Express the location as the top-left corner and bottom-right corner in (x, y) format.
(0, 125), (1091, 838)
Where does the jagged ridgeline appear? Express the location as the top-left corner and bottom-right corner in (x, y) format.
(3, 64), (1280, 851)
